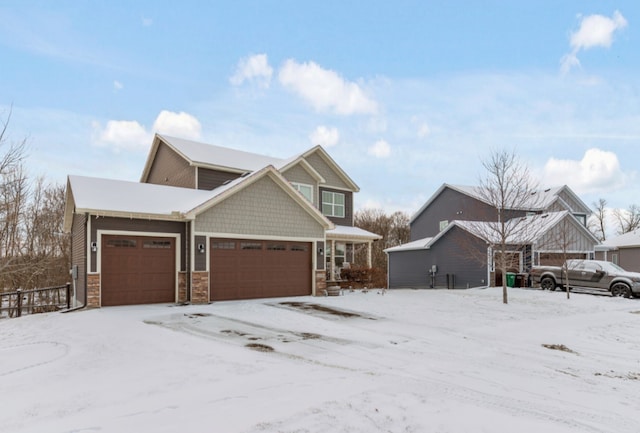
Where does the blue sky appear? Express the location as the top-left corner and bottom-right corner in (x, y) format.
(1, 1), (638, 220)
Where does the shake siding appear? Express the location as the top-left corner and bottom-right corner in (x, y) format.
(194, 176), (325, 239)
(89, 216), (187, 272)
(304, 153), (350, 190)
(282, 164), (318, 207)
(146, 142), (196, 189)
(71, 213), (87, 305)
(410, 188), (497, 241)
(197, 168), (241, 191)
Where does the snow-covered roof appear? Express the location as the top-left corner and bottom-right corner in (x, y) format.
(67, 175), (213, 217)
(600, 230), (640, 249)
(410, 183), (582, 224)
(384, 237), (433, 253)
(326, 225), (382, 241)
(159, 134), (284, 171)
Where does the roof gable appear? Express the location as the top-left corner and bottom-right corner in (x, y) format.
(300, 146), (359, 192)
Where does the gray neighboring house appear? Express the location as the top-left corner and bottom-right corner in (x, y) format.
(63, 134), (380, 307)
(596, 231), (640, 272)
(385, 183), (598, 289)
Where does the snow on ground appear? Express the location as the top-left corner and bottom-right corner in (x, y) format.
(1, 287), (639, 433)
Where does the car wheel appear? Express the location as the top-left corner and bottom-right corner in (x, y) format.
(610, 283), (631, 298)
(540, 277), (556, 291)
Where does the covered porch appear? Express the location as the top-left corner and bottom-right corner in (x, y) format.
(325, 225), (382, 283)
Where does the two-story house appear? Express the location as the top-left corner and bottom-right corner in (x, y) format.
(385, 183), (598, 289)
(63, 134), (381, 307)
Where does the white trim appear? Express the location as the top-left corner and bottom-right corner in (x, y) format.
(96, 230), (181, 305)
(193, 232), (323, 242)
(291, 181), (314, 203)
(321, 190), (345, 218)
(86, 215), (92, 274)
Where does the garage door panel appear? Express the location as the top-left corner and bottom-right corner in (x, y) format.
(210, 239), (311, 301)
(101, 235), (176, 306)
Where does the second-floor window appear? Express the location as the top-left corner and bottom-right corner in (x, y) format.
(322, 191), (345, 218)
(292, 182), (313, 202)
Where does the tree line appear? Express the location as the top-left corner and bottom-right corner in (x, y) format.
(1, 113), (69, 291)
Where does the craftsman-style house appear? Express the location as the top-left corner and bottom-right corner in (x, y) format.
(385, 183), (598, 289)
(63, 134), (381, 307)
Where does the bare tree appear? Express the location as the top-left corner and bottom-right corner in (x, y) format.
(469, 149), (541, 304)
(588, 198), (607, 242)
(613, 204), (640, 235)
(354, 208), (410, 272)
(1, 111), (69, 291)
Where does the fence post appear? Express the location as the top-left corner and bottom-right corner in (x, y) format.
(66, 283), (71, 309)
(16, 289), (22, 318)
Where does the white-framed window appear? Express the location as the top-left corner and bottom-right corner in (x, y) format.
(439, 220), (449, 231)
(322, 191), (345, 218)
(292, 182), (313, 202)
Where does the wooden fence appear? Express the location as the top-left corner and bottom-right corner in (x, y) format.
(0, 283), (71, 319)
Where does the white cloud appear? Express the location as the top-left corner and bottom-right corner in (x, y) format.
(152, 110), (201, 140)
(542, 148), (625, 193)
(113, 80), (123, 91)
(278, 59), (377, 115)
(93, 110), (201, 152)
(561, 10), (628, 74)
(309, 125), (339, 148)
(368, 139), (391, 158)
(92, 120), (150, 152)
(229, 54), (273, 88)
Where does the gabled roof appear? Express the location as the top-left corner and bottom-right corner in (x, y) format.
(140, 134), (285, 181)
(410, 183), (588, 224)
(600, 230), (640, 249)
(384, 237), (433, 253)
(64, 166), (334, 232)
(184, 165), (333, 229)
(389, 211), (598, 254)
(299, 145), (360, 192)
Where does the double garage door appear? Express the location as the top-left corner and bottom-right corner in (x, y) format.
(101, 235), (176, 306)
(100, 235), (311, 305)
(210, 238), (312, 301)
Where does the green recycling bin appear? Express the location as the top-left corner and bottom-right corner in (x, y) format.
(506, 272), (516, 287)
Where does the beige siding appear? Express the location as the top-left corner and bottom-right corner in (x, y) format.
(195, 175), (325, 239)
(71, 213), (87, 305)
(304, 152), (350, 190)
(281, 163), (319, 207)
(146, 142), (196, 189)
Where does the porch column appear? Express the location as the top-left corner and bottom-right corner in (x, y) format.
(367, 241), (372, 268)
(329, 239), (335, 281)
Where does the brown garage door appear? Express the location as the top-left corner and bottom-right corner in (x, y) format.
(101, 235), (176, 306)
(210, 239), (311, 301)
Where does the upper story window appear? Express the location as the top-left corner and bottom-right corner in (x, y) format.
(292, 182), (313, 203)
(322, 191), (345, 218)
(573, 214), (587, 226)
(439, 220), (449, 231)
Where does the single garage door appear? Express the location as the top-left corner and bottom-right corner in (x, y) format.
(210, 238), (311, 301)
(101, 235), (176, 306)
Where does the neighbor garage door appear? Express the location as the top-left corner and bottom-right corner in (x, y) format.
(101, 235), (176, 306)
(210, 238), (311, 301)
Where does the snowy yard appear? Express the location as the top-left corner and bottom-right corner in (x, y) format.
(1, 287), (639, 433)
